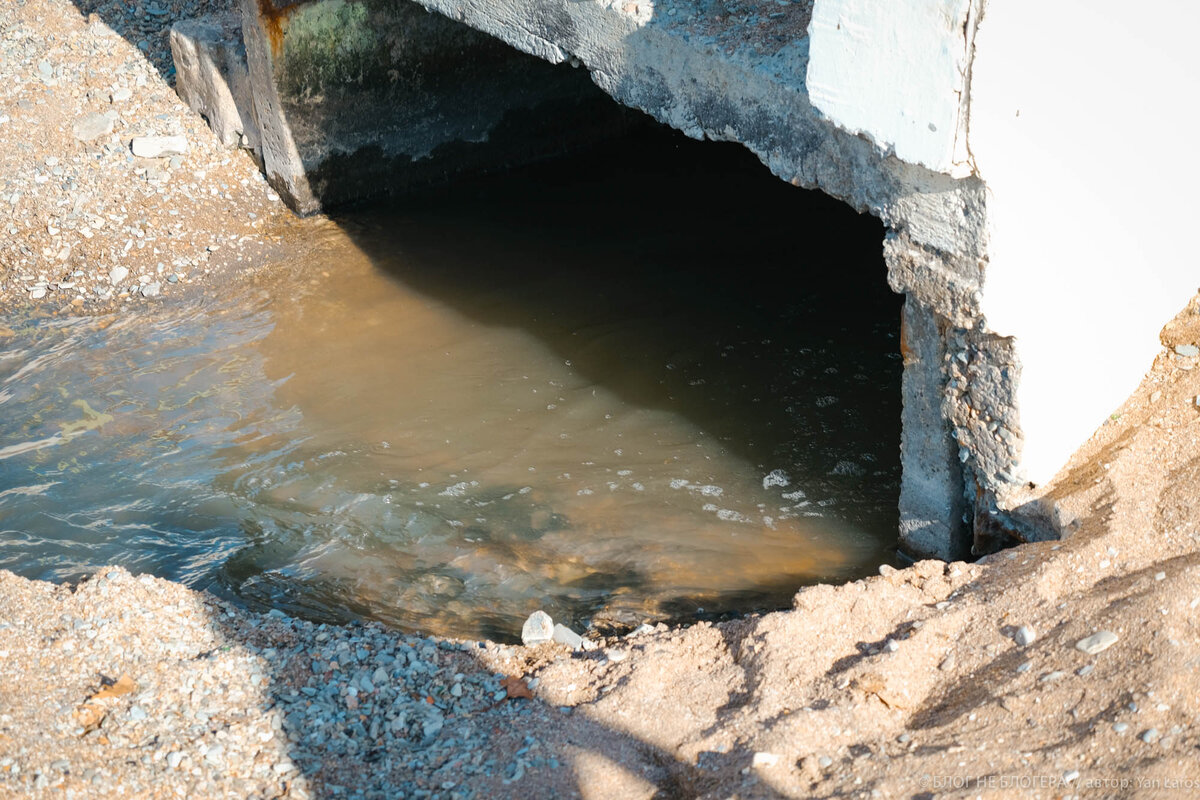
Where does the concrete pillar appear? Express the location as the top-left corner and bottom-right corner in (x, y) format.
(898, 299), (970, 560)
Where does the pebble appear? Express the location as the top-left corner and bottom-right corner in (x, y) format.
(111, 87), (133, 102)
(1174, 344), (1199, 357)
(520, 611), (554, 646)
(817, 755), (833, 768)
(1141, 728), (1160, 743)
(141, 281), (162, 298)
(1112, 722), (1129, 734)
(109, 266), (130, 285)
(72, 112), (115, 141)
(1075, 631), (1119, 655)
(552, 623), (584, 651)
(131, 135), (188, 158)
(1014, 625), (1036, 647)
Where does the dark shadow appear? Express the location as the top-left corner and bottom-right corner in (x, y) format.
(194, 601), (796, 799)
(69, 0), (224, 84)
(330, 123), (900, 536)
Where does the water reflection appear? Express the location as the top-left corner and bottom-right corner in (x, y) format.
(0, 131), (901, 640)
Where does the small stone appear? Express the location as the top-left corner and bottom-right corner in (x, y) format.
(1076, 664), (1094, 677)
(111, 87), (133, 103)
(1112, 722), (1129, 734)
(1063, 770), (1080, 783)
(552, 623), (584, 651)
(1016, 660), (1032, 673)
(450, 683), (463, 697)
(1075, 631), (1118, 655)
(141, 282), (161, 298)
(1014, 625), (1036, 647)
(938, 652), (956, 671)
(521, 611), (554, 646)
(817, 755), (833, 768)
(752, 752), (779, 768)
(73, 112), (115, 141)
(1154, 571), (1166, 581)
(127, 705), (148, 722)
(131, 135), (188, 158)
(109, 266), (129, 285)
(884, 639), (899, 652)
(29, 286), (46, 299)
(166, 751), (183, 769)
(1141, 728), (1160, 744)
(1174, 344), (1199, 357)
(166, 273), (179, 283)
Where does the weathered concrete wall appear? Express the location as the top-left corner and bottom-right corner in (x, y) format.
(171, 16), (262, 158)
(808, 0), (1200, 552)
(236, 0), (632, 212)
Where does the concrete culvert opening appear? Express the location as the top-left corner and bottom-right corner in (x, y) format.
(309, 125), (907, 637)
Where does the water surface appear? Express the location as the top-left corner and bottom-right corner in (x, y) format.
(0, 133), (902, 640)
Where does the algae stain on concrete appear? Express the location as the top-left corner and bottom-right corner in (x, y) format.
(279, 0), (378, 96)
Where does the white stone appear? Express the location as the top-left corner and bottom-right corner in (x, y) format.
(1075, 631), (1119, 655)
(72, 112), (115, 141)
(109, 266), (129, 285)
(1014, 625), (1036, 647)
(552, 623), (584, 651)
(131, 135), (188, 158)
(520, 610), (553, 646)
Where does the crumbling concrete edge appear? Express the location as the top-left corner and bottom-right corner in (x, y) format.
(238, 0), (321, 214)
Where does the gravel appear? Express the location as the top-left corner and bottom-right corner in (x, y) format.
(0, 0), (290, 313)
(0, 567), (587, 799)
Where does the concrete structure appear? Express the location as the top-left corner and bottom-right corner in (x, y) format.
(172, 0), (1199, 559)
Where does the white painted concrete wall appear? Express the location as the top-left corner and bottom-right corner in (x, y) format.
(968, 0), (1200, 484)
(810, 0), (1200, 488)
(807, 0), (976, 176)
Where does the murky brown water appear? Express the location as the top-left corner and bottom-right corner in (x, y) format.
(0, 131), (902, 640)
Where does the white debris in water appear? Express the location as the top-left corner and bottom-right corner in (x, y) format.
(669, 478), (690, 490)
(762, 469), (790, 489)
(577, 488), (594, 496)
(716, 509), (751, 523)
(781, 489), (806, 501)
(519, 487), (532, 494)
(830, 461), (866, 477)
(617, 470), (633, 476)
(438, 481), (478, 497)
(691, 484), (724, 497)
(814, 395), (838, 407)
(631, 482), (645, 491)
